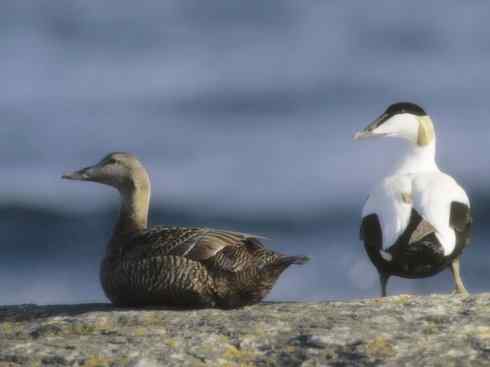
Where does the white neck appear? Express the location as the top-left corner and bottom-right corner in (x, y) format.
(391, 139), (438, 175)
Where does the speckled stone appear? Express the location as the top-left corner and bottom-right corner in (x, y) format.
(1, 294), (490, 367)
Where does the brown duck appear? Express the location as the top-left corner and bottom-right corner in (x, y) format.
(63, 152), (309, 309)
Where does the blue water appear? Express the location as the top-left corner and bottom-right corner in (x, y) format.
(1, 1), (489, 305)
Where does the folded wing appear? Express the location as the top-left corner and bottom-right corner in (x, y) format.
(411, 172), (470, 256)
(123, 227), (274, 272)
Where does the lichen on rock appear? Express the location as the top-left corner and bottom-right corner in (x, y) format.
(1, 294), (490, 366)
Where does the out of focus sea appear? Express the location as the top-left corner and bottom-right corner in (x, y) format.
(1, 2), (489, 304)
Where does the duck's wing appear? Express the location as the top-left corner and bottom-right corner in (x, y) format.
(411, 172), (471, 256)
(361, 176), (413, 250)
(181, 229), (266, 261)
(125, 227), (273, 272)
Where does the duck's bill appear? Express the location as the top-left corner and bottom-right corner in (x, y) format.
(353, 130), (375, 140)
(353, 130), (391, 140)
(353, 113), (390, 141)
(62, 167), (93, 181)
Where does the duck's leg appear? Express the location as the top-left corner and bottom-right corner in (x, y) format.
(379, 272), (390, 297)
(450, 257), (469, 295)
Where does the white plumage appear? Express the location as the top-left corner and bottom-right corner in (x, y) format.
(362, 175), (413, 253)
(411, 172), (470, 255)
(363, 170), (470, 256)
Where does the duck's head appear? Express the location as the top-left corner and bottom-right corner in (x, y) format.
(353, 102), (435, 146)
(62, 152), (150, 193)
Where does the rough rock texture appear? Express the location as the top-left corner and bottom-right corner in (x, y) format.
(1, 294), (490, 367)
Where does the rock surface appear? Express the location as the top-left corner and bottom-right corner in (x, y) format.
(1, 294), (490, 367)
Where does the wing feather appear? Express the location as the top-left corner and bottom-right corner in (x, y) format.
(411, 172), (470, 255)
(362, 175), (412, 250)
(123, 226), (271, 272)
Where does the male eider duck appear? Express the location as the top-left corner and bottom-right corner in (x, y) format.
(354, 102), (471, 297)
(62, 152), (308, 308)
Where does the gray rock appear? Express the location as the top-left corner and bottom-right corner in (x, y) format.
(1, 294), (490, 367)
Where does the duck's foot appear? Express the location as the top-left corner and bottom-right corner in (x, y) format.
(451, 287), (469, 296)
(379, 272), (390, 298)
(450, 258), (469, 296)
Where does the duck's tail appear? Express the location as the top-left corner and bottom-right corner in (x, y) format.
(260, 255), (310, 274)
(274, 255), (310, 267)
(214, 254), (310, 309)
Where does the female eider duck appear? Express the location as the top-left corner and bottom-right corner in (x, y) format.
(62, 152), (309, 309)
(354, 102), (471, 297)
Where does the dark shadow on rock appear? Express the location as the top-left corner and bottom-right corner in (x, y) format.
(0, 302), (242, 321)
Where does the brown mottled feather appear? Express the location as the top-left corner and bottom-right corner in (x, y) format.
(102, 226), (307, 308)
(123, 227), (263, 263)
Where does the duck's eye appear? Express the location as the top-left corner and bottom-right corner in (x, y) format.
(107, 158), (117, 165)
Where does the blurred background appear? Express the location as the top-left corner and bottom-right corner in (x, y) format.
(1, 1), (489, 305)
